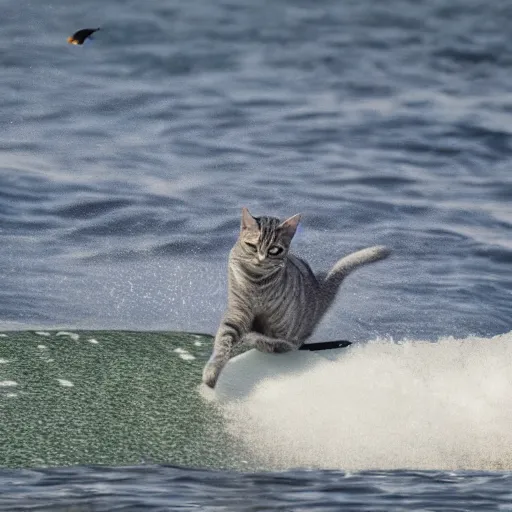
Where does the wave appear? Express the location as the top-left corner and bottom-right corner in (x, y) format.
(219, 332), (512, 471)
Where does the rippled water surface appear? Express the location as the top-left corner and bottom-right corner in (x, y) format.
(1, 0), (511, 509)
(2, 0), (511, 339)
(2, 466), (512, 512)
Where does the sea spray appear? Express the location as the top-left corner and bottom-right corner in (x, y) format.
(219, 332), (512, 470)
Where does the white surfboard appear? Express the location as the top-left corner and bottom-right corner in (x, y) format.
(212, 347), (341, 402)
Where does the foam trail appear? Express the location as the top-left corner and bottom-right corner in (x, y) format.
(221, 332), (512, 471)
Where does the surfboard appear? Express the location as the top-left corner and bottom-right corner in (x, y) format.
(212, 341), (352, 402)
(300, 340), (351, 351)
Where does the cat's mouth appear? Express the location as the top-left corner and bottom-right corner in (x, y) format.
(252, 258), (285, 271)
(253, 257), (275, 266)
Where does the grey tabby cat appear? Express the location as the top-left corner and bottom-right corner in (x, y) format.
(202, 208), (390, 388)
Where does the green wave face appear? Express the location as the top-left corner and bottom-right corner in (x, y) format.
(0, 331), (246, 470)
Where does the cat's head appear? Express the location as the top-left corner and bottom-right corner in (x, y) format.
(235, 207), (301, 271)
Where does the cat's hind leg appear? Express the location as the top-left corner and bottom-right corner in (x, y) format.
(242, 332), (299, 354)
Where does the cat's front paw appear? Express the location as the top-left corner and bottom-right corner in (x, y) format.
(202, 362), (220, 389)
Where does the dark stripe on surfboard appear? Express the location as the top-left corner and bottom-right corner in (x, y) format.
(299, 340), (351, 351)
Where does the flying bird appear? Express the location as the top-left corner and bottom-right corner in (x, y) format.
(67, 28), (100, 45)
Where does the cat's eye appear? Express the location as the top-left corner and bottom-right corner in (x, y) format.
(245, 242), (257, 252)
(268, 246), (283, 256)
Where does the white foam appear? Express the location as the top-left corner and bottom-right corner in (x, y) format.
(173, 348), (195, 361)
(35, 331), (51, 336)
(37, 345), (47, 349)
(0, 358), (9, 364)
(88, 338), (99, 344)
(220, 332), (512, 471)
(198, 383), (216, 402)
(0, 334), (7, 337)
(194, 341), (203, 346)
(56, 332), (79, 341)
(0, 381), (18, 387)
(57, 379), (74, 387)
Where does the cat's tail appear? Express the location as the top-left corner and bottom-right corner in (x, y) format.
(317, 245), (391, 318)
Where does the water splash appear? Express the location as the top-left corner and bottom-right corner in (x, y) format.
(220, 332), (512, 471)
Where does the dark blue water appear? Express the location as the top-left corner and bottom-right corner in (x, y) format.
(1, 466), (512, 512)
(1, 0), (511, 508)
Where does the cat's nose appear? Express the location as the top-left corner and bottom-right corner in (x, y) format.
(257, 253), (266, 262)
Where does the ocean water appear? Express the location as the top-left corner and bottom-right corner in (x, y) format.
(1, 0), (511, 509)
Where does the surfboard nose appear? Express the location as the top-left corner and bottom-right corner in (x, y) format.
(213, 349), (323, 402)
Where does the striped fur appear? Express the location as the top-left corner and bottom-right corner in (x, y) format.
(202, 208), (390, 388)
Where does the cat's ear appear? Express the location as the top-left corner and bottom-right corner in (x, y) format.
(279, 213), (301, 239)
(241, 207), (258, 231)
